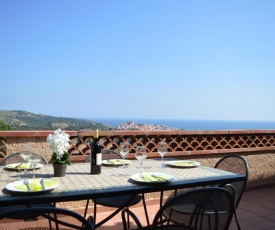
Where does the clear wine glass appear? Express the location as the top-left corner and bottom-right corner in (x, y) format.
(19, 144), (31, 177)
(135, 146), (147, 173)
(119, 142), (130, 169)
(157, 142), (168, 168)
(29, 153), (41, 178)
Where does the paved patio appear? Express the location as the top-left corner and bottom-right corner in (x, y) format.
(95, 186), (275, 230)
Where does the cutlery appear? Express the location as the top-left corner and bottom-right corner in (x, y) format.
(23, 179), (31, 191)
(151, 174), (166, 181)
(15, 163), (23, 169)
(40, 179), (45, 190)
(107, 159), (115, 164)
(140, 174), (152, 182)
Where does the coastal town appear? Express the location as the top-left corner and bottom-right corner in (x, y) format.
(115, 121), (180, 130)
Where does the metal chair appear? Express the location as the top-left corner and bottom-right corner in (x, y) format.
(1, 152), (48, 165)
(0, 206), (94, 229)
(84, 149), (149, 228)
(214, 154), (249, 230)
(122, 187), (235, 230)
(167, 154), (248, 230)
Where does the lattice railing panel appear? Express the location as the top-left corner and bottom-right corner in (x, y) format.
(0, 137), (6, 158)
(67, 132), (275, 157)
(1, 130), (275, 159)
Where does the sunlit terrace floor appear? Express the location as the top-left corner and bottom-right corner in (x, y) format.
(93, 186), (275, 230)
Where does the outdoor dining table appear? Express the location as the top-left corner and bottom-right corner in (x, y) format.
(0, 158), (246, 228)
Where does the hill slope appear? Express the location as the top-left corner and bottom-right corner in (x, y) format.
(0, 110), (112, 131)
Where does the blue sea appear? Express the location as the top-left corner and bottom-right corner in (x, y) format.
(87, 118), (275, 130)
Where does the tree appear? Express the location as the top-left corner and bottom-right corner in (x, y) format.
(0, 121), (12, 130)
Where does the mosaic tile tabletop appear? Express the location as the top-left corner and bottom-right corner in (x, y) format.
(0, 159), (245, 205)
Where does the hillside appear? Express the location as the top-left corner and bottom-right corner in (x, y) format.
(0, 110), (112, 131)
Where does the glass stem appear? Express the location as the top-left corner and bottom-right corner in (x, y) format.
(161, 157), (165, 168)
(24, 167), (27, 178)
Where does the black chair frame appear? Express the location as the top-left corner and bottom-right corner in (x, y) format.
(1, 152), (48, 166)
(122, 187), (235, 230)
(214, 154), (248, 230)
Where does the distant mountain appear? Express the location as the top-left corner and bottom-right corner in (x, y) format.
(0, 110), (112, 131)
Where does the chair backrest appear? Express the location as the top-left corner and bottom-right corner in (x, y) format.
(214, 154), (248, 208)
(152, 187), (234, 230)
(85, 149), (123, 163)
(0, 152), (48, 166)
(0, 207), (94, 230)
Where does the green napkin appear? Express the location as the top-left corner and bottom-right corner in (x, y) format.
(138, 173), (168, 182)
(14, 179), (57, 191)
(8, 163), (32, 169)
(107, 159), (128, 165)
(173, 161), (195, 166)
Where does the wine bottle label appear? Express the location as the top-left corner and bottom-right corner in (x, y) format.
(96, 153), (102, 166)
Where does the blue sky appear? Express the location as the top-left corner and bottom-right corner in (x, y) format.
(1, 1), (275, 121)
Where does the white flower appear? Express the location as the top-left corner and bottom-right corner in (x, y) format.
(47, 129), (71, 161)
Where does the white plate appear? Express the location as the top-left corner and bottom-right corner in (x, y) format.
(167, 160), (201, 168)
(5, 163), (44, 170)
(102, 159), (130, 166)
(6, 179), (59, 193)
(131, 172), (174, 183)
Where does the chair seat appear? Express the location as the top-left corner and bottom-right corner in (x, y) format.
(96, 195), (142, 207)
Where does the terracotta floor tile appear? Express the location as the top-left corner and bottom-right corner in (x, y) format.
(246, 216), (275, 229)
(230, 220), (262, 230)
(237, 208), (259, 220)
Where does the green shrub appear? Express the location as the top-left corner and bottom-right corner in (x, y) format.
(0, 121), (12, 130)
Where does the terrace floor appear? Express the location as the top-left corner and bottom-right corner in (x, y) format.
(94, 186), (275, 230)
